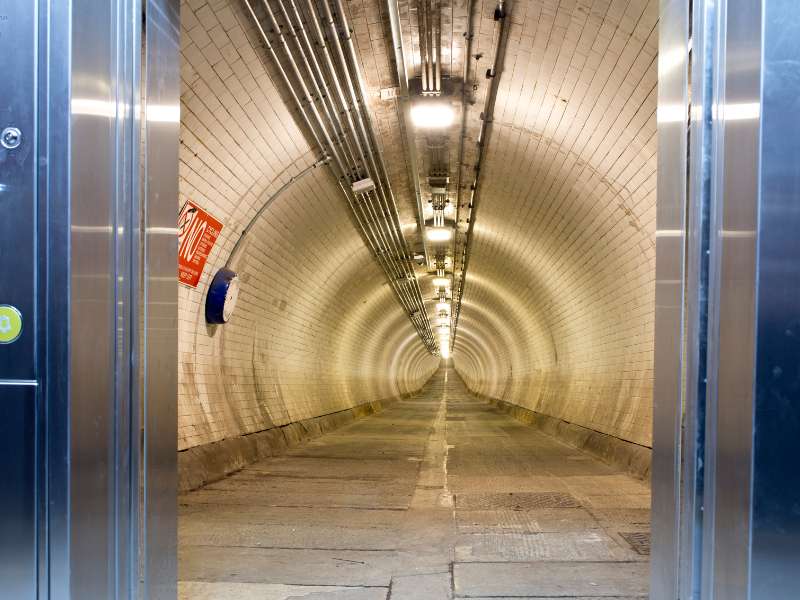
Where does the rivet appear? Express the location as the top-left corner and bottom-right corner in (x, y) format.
(1, 127), (22, 150)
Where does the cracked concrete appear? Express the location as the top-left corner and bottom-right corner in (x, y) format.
(179, 367), (650, 599)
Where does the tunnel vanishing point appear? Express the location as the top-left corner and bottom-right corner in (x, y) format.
(2, 0), (799, 599)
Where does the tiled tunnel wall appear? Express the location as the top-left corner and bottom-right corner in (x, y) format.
(177, 0), (439, 455)
(451, 0), (657, 449)
(177, 0), (657, 467)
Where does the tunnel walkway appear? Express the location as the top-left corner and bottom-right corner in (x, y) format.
(179, 368), (650, 599)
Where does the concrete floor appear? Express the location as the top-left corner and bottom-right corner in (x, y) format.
(179, 367), (651, 599)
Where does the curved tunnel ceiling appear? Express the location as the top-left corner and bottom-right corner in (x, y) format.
(350, 0), (657, 446)
(177, 0), (656, 452)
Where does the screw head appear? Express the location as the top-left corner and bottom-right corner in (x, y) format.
(1, 127), (22, 149)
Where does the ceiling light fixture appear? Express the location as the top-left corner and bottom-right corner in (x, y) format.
(436, 302), (450, 313)
(432, 277), (450, 287)
(410, 101), (455, 129)
(426, 227), (452, 242)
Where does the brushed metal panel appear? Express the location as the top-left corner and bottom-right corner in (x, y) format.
(680, 1), (718, 596)
(40, 0), (75, 596)
(0, 0), (37, 381)
(142, 0), (179, 597)
(0, 2), (40, 599)
(69, 0), (118, 591)
(708, 1), (763, 598)
(749, 2), (800, 596)
(69, 0), (151, 596)
(0, 386), (37, 599)
(651, 1), (689, 598)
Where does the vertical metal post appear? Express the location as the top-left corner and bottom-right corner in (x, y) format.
(679, 0), (718, 596)
(651, 1), (689, 598)
(749, 3), (800, 596)
(142, 0), (180, 597)
(68, 0), (144, 595)
(705, 1), (762, 598)
(41, 0), (73, 596)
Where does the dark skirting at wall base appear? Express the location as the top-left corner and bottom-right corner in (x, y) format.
(475, 394), (652, 481)
(179, 397), (394, 492)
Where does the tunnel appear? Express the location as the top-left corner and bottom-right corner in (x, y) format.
(3, 0), (800, 599)
(175, 0), (655, 596)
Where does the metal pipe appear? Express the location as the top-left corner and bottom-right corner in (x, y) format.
(258, 0), (349, 177)
(244, 0), (419, 326)
(244, 0), (437, 353)
(322, 0), (411, 258)
(452, 0), (474, 283)
(276, 0), (360, 174)
(301, 0), (370, 171)
(320, 0), (393, 203)
(451, 0), (510, 350)
(293, 0), (412, 281)
(416, 0), (429, 91)
(319, 1), (430, 332)
(226, 157), (330, 267)
(244, 0), (436, 344)
(454, 0), (473, 217)
(243, 0), (326, 152)
(387, 0), (430, 263)
(292, 0), (412, 282)
(249, 0), (401, 274)
(424, 0), (434, 91)
(346, 191), (433, 348)
(268, 0), (402, 286)
(335, 183), (415, 306)
(434, 0), (441, 92)
(337, 183), (428, 340)
(330, 0), (414, 252)
(422, 0), (434, 92)
(360, 191), (406, 276)
(318, 2), (388, 191)
(250, 0), (382, 260)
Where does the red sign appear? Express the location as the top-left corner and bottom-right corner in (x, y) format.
(178, 200), (223, 288)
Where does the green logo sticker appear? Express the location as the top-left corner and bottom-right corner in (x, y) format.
(0, 305), (23, 344)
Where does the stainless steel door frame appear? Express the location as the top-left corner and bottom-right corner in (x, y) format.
(68, 0), (142, 595)
(709, 1), (800, 598)
(141, 1), (180, 596)
(1, 1), (179, 598)
(651, 1), (690, 597)
(65, 0), (179, 597)
(704, 1), (763, 597)
(653, 1), (800, 598)
(748, 4), (800, 596)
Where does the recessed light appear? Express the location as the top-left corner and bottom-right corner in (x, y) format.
(410, 101), (455, 128)
(426, 227), (452, 242)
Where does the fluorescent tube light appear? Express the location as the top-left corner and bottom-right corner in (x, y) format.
(410, 102), (455, 128)
(426, 227), (452, 242)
